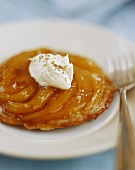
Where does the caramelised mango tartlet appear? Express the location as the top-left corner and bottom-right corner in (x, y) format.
(0, 48), (114, 130)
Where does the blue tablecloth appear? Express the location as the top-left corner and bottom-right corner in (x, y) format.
(0, 0), (135, 170)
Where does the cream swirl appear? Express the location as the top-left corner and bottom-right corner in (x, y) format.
(29, 53), (74, 90)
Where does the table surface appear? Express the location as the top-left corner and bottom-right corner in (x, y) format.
(0, 0), (135, 170)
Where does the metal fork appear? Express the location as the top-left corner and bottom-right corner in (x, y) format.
(107, 54), (135, 170)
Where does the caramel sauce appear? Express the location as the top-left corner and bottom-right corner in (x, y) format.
(0, 48), (115, 130)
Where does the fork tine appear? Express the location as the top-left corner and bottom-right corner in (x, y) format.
(107, 55), (122, 88)
(119, 55), (129, 85)
(106, 55), (115, 82)
(131, 52), (135, 77)
(113, 55), (123, 87)
(127, 54), (135, 83)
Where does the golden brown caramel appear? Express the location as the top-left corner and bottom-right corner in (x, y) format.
(0, 48), (115, 130)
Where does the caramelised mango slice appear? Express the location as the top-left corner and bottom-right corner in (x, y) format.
(3, 87), (54, 114)
(46, 80), (76, 113)
(0, 82), (38, 102)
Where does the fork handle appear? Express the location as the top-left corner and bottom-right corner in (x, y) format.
(116, 88), (135, 170)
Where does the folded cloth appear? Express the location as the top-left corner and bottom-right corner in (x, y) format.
(0, 0), (135, 41)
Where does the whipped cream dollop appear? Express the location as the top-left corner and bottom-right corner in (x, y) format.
(29, 53), (74, 90)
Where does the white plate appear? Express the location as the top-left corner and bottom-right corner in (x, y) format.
(0, 19), (135, 159)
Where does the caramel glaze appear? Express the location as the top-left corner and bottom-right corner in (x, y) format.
(0, 48), (115, 130)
